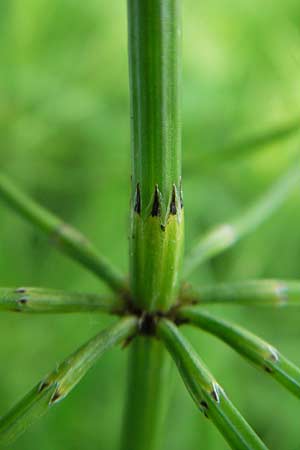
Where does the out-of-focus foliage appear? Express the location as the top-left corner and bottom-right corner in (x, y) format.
(0, 1), (300, 449)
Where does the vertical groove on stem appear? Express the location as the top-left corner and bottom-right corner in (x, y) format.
(122, 1), (183, 450)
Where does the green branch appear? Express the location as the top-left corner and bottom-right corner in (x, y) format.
(179, 279), (300, 306)
(0, 287), (124, 314)
(183, 166), (300, 278)
(0, 316), (138, 446)
(186, 118), (300, 170)
(177, 308), (300, 398)
(157, 319), (267, 450)
(0, 173), (127, 295)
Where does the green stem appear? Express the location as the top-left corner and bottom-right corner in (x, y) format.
(0, 173), (127, 295)
(0, 287), (124, 314)
(0, 317), (138, 447)
(183, 165), (300, 278)
(123, 2), (183, 450)
(177, 308), (300, 398)
(129, 0), (184, 312)
(179, 279), (300, 306)
(121, 338), (172, 450)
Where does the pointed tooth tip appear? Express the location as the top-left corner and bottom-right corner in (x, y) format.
(134, 183), (141, 214)
(170, 184), (177, 215)
(50, 389), (63, 404)
(38, 380), (51, 393)
(151, 185), (161, 217)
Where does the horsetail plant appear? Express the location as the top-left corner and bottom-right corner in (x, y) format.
(0, 1), (300, 449)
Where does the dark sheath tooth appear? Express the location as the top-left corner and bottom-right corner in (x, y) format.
(170, 184), (177, 215)
(50, 390), (62, 404)
(179, 177), (184, 208)
(15, 287), (26, 294)
(151, 185), (161, 217)
(134, 183), (141, 214)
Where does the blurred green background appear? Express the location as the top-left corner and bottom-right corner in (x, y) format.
(1, 0), (300, 449)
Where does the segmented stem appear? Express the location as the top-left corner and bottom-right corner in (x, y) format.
(123, 2), (183, 450)
(129, 0), (184, 312)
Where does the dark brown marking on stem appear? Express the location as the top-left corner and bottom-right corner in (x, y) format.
(18, 298), (28, 305)
(50, 390), (62, 404)
(210, 385), (220, 402)
(121, 335), (135, 349)
(151, 185), (161, 217)
(170, 184), (177, 215)
(139, 312), (157, 335)
(38, 380), (51, 393)
(15, 288), (26, 294)
(134, 183), (141, 214)
(264, 366), (273, 374)
(173, 316), (189, 326)
(200, 400), (209, 418)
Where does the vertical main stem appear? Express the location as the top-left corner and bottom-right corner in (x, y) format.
(122, 2), (183, 450)
(129, 0), (183, 312)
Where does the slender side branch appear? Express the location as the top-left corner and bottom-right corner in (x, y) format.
(185, 118), (300, 170)
(183, 166), (300, 278)
(0, 287), (124, 314)
(0, 316), (138, 446)
(0, 173), (127, 295)
(177, 308), (300, 399)
(157, 319), (268, 450)
(179, 279), (300, 306)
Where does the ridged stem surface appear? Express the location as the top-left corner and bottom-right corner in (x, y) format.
(177, 308), (300, 398)
(123, 2), (183, 450)
(157, 319), (268, 450)
(128, 0), (183, 312)
(180, 279), (300, 306)
(0, 287), (123, 314)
